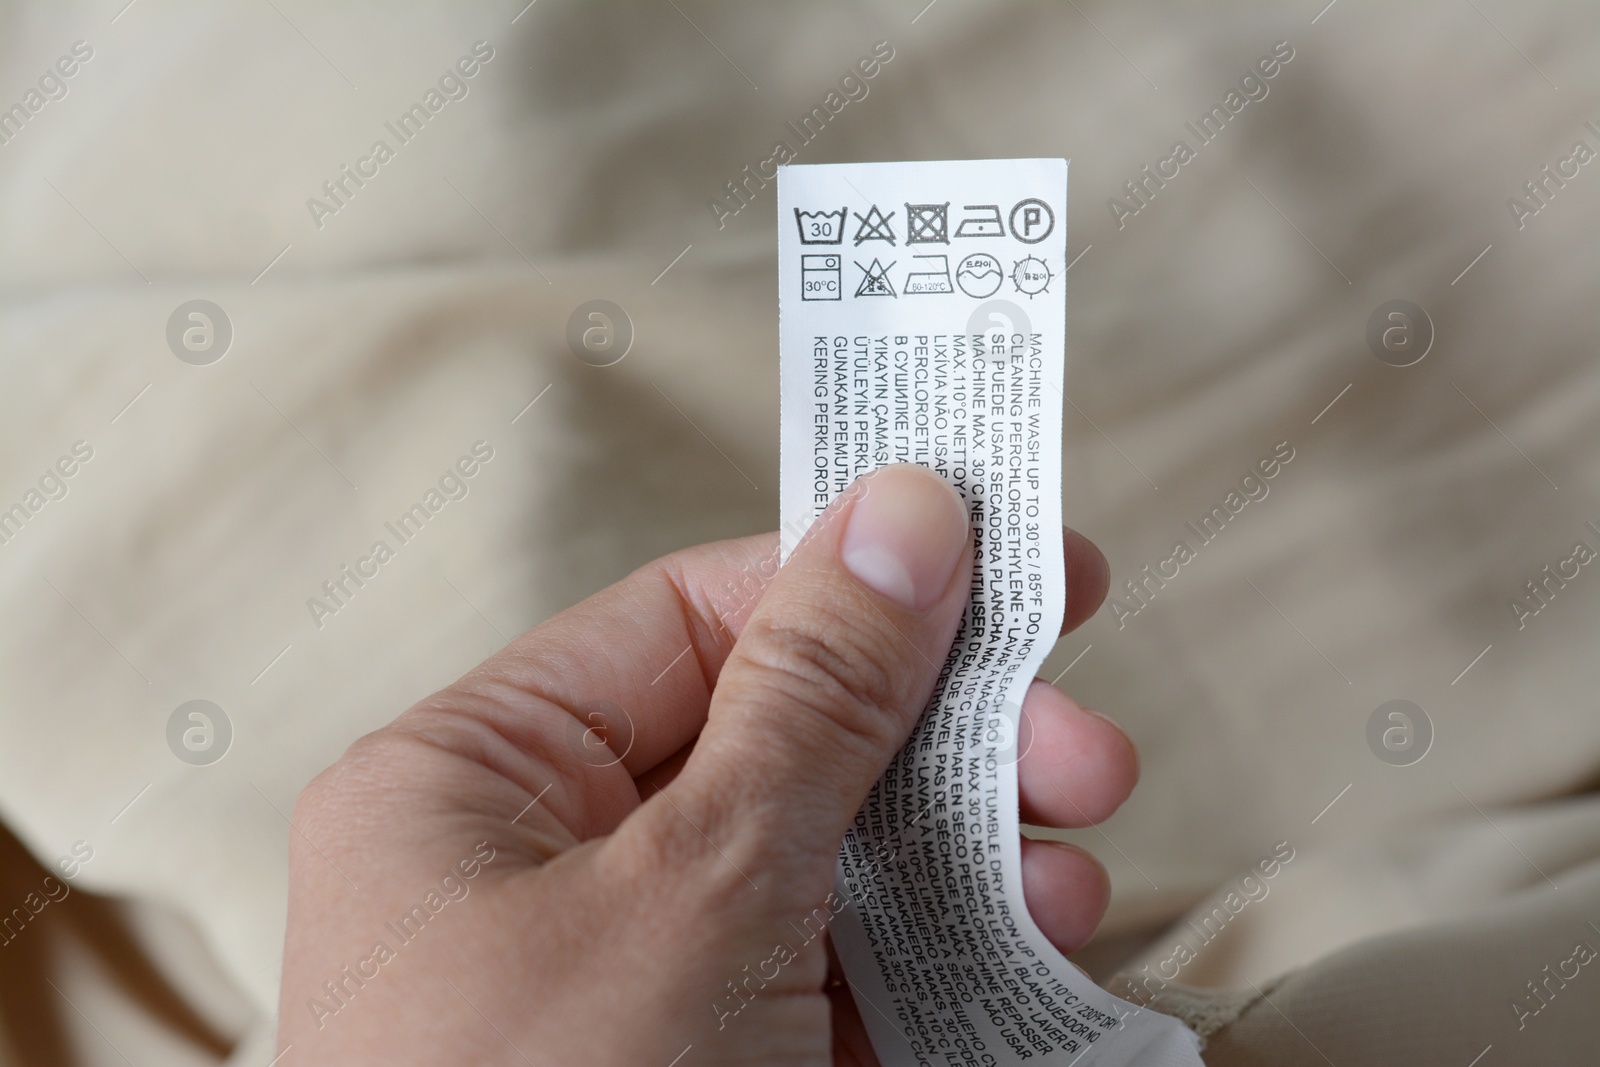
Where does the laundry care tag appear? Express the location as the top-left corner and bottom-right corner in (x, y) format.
(777, 160), (1202, 1066)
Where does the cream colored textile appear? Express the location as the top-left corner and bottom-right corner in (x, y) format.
(0, 2), (1595, 1064)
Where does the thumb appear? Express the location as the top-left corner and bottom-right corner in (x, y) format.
(660, 464), (972, 885)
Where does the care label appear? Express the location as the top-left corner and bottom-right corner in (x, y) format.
(778, 159), (1202, 1067)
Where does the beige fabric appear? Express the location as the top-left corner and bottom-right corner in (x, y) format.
(0, 2), (1595, 1063)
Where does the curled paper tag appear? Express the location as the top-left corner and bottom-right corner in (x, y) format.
(778, 159), (1202, 1066)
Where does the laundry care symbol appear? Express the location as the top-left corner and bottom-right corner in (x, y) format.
(955, 253), (1003, 298)
(795, 207), (847, 245)
(853, 205), (896, 245)
(904, 254), (952, 294)
(1011, 256), (1053, 297)
(1008, 198), (1055, 244)
(905, 202), (949, 244)
(954, 205), (1004, 238)
(801, 254), (842, 300)
(854, 258), (896, 297)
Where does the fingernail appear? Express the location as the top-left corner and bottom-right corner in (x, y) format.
(840, 465), (969, 610)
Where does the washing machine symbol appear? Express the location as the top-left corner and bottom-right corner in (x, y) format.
(801, 254), (842, 301)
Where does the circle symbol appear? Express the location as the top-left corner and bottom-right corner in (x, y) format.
(166, 700), (233, 766)
(1011, 256), (1052, 297)
(1009, 198), (1055, 244)
(1366, 300), (1433, 367)
(167, 300), (233, 366)
(563, 699), (636, 768)
(1366, 699), (1432, 767)
(955, 253), (1004, 299)
(566, 300), (634, 367)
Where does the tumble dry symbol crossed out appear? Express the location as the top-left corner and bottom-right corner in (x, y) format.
(905, 202), (949, 244)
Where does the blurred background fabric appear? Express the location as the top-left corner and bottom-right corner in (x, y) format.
(0, 1), (1596, 1063)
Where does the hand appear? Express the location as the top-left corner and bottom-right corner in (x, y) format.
(278, 464), (1133, 1066)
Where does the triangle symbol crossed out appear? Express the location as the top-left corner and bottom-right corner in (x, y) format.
(855, 258), (896, 297)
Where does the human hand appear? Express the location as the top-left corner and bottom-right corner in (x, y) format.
(278, 464), (1133, 1065)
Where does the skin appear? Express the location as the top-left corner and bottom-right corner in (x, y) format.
(279, 467), (1134, 1066)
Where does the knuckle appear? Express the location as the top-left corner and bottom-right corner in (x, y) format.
(291, 729), (419, 830)
(735, 610), (907, 753)
(614, 788), (835, 926)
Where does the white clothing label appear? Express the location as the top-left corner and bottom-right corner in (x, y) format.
(777, 160), (1202, 1067)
